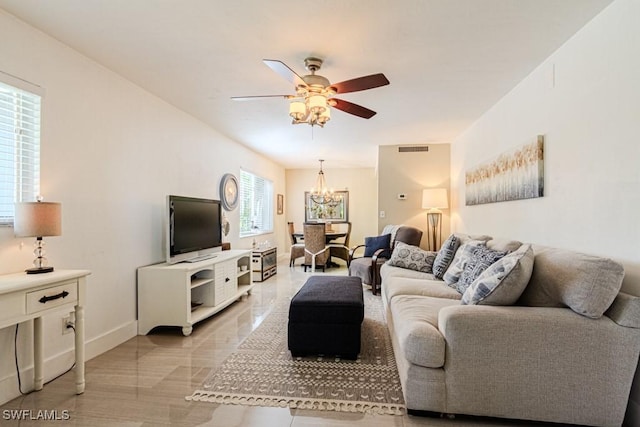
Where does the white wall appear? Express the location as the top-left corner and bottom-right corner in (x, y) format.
(450, 0), (640, 424)
(0, 10), (286, 404)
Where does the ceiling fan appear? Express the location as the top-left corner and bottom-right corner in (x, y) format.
(232, 57), (390, 127)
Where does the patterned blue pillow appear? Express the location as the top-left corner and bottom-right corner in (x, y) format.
(462, 245), (534, 305)
(386, 242), (437, 273)
(432, 234), (460, 279)
(364, 234), (391, 257)
(443, 241), (486, 287)
(456, 246), (507, 294)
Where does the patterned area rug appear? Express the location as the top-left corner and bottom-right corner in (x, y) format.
(186, 290), (405, 415)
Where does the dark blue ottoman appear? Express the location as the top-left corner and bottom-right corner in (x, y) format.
(288, 275), (364, 359)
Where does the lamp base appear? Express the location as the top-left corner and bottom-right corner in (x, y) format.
(26, 266), (54, 274)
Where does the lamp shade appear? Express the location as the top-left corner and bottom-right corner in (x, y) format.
(14, 202), (62, 237)
(421, 189), (448, 209)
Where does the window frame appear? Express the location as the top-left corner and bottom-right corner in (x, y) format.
(238, 169), (274, 238)
(0, 72), (43, 226)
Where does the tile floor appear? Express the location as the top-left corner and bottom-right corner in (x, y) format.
(1, 258), (570, 426)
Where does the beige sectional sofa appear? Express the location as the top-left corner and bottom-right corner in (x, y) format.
(380, 233), (640, 427)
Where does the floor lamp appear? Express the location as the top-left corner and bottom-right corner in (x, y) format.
(421, 189), (448, 251)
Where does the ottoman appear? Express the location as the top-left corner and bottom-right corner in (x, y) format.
(288, 275), (364, 359)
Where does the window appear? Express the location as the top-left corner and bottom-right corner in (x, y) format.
(239, 169), (273, 237)
(0, 77), (41, 225)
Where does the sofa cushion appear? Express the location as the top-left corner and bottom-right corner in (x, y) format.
(456, 246), (507, 294)
(389, 295), (460, 368)
(383, 276), (462, 304)
(518, 246), (624, 319)
(461, 244), (534, 305)
(486, 238), (522, 253)
(443, 240), (487, 287)
(387, 242), (436, 273)
(364, 233), (391, 257)
(456, 233), (492, 245)
(380, 263), (435, 283)
(432, 234), (460, 279)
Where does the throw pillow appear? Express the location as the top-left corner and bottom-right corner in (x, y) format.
(364, 234), (391, 257)
(442, 240), (487, 287)
(432, 234), (460, 279)
(455, 246), (507, 294)
(462, 244), (534, 305)
(386, 242), (437, 273)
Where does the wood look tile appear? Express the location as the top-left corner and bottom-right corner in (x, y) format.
(1, 260), (547, 426)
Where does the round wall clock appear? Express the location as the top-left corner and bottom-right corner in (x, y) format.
(220, 173), (239, 211)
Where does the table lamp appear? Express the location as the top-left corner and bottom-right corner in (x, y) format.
(421, 189), (448, 251)
(14, 201), (62, 274)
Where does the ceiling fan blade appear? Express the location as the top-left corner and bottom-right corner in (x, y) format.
(263, 59), (307, 88)
(231, 95), (294, 101)
(330, 73), (390, 94)
(330, 98), (377, 119)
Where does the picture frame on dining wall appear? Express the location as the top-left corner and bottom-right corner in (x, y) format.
(465, 135), (544, 206)
(304, 191), (349, 223)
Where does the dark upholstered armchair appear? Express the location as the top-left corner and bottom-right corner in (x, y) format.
(348, 225), (423, 295)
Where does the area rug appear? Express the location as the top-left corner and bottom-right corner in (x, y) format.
(186, 290), (405, 415)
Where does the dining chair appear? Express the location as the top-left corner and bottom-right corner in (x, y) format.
(329, 222), (352, 266)
(302, 223), (330, 272)
(348, 225), (423, 295)
(288, 222), (305, 267)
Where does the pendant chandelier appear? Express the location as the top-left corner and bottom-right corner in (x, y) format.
(309, 160), (342, 207)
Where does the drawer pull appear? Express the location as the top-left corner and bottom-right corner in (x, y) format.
(225, 277), (230, 282)
(39, 290), (69, 304)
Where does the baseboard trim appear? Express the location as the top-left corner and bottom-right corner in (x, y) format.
(0, 320), (137, 406)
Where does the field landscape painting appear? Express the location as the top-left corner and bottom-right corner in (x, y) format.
(465, 135), (544, 206)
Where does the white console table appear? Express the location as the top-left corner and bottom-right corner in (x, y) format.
(137, 249), (254, 336)
(0, 269), (90, 394)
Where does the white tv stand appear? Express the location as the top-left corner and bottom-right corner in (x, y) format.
(137, 249), (253, 336)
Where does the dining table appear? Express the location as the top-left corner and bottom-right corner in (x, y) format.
(292, 231), (347, 244)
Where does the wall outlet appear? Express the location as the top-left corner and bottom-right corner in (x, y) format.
(379, 210), (386, 218)
(62, 314), (74, 335)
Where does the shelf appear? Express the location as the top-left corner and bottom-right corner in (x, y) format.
(190, 277), (213, 289)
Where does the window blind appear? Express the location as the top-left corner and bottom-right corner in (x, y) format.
(0, 80), (41, 225)
(239, 170), (273, 237)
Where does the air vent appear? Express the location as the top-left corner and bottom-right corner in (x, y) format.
(398, 146), (429, 153)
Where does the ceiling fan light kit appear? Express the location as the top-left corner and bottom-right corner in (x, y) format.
(232, 56), (389, 127)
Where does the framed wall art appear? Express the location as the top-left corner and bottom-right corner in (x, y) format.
(465, 135), (544, 206)
(277, 194), (284, 215)
(304, 191), (349, 223)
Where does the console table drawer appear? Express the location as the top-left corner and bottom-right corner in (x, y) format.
(26, 280), (78, 314)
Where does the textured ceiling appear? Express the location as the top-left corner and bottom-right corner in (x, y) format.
(0, 0), (613, 169)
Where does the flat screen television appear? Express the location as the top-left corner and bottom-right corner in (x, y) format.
(166, 195), (222, 264)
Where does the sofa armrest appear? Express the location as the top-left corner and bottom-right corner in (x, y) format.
(437, 305), (640, 425)
(605, 291), (640, 328)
